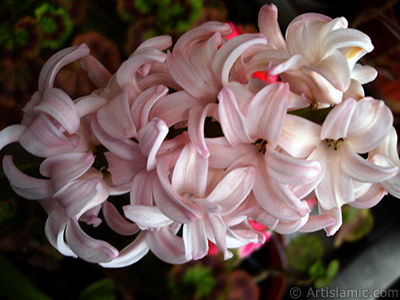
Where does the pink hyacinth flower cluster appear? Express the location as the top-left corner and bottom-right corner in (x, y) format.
(1, 4), (400, 267)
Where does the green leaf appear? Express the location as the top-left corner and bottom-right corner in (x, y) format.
(0, 252), (52, 300)
(78, 278), (116, 300)
(286, 234), (324, 272)
(308, 260), (325, 279)
(288, 107), (332, 125)
(325, 259), (340, 279)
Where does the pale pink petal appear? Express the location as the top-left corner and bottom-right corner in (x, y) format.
(104, 151), (146, 185)
(135, 35), (172, 52)
(40, 152), (94, 190)
(173, 21), (231, 53)
(80, 55), (112, 88)
(146, 226), (188, 264)
(206, 214), (232, 259)
(150, 91), (200, 126)
(171, 143), (208, 197)
(44, 208), (77, 257)
(75, 94), (108, 117)
(39, 43), (90, 92)
(299, 214), (337, 233)
(97, 89), (137, 139)
(205, 137), (246, 169)
(265, 146), (321, 185)
(53, 177), (102, 217)
(318, 205), (342, 236)
(138, 118), (168, 171)
(102, 201), (140, 236)
(124, 205), (173, 230)
(274, 216), (309, 234)
(80, 205), (102, 227)
(91, 117), (141, 160)
(279, 114), (321, 158)
(258, 4), (287, 51)
(167, 50), (217, 100)
(204, 165), (256, 214)
(183, 219), (208, 260)
(246, 82), (289, 147)
(218, 87), (252, 146)
(322, 28), (373, 55)
(341, 144), (398, 183)
(315, 148), (354, 210)
(307, 50), (351, 92)
(100, 232), (149, 268)
(155, 159), (202, 223)
(268, 54), (308, 75)
(347, 98), (393, 153)
(116, 48), (166, 88)
(351, 64), (377, 85)
(188, 103), (218, 158)
(131, 85), (168, 129)
(351, 182), (387, 209)
(3, 155), (55, 200)
(321, 97), (356, 140)
(66, 218), (119, 263)
(212, 33), (267, 86)
(20, 114), (80, 157)
(253, 164), (310, 221)
(0, 124), (26, 151)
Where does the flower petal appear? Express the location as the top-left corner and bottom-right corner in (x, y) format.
(3, 155), (54, 200)
(100, 232), (149, 268)
(183, 219), (208, 260)
(146, 226), (188, 264)
(66, 218), (119, 263)
(218, 87), (252, 146)
(258, 4), (287, 51)
(102, 201), (140, 236)
(124, 205), (173, 230)
(0, 124), (26, 151)
(246, 82), (289, 147)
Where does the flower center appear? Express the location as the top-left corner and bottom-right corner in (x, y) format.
(253, 139), (267, 154)
(325, 138), (344, 150)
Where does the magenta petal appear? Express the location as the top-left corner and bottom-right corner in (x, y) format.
(100, 232), (149, 268)
(3, 155), (55, 200)
(0, 124), (26, 151)
(40, 152), (94, 190)
(39, 43), (90, 92)
(66, 218), (119, 263)
(102, 201), (140, 236)
(146, 226), (188, 264)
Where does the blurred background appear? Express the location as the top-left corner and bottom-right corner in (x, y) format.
(1, 1), (400, 299)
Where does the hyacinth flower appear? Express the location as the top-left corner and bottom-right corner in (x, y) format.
(282, 97), (399, 235)
(1, 4), (400, 269)
(248, 4), (377, 106)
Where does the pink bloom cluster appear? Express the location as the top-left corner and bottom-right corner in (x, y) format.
(1, 4), (400, 267)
